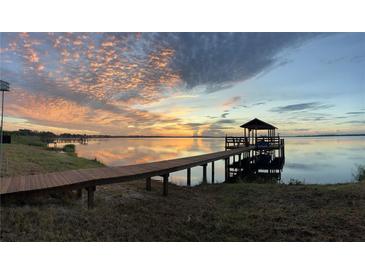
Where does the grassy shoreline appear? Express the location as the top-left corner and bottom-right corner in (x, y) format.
(1, 143), (103, 177)
(1, 142), (364, 241)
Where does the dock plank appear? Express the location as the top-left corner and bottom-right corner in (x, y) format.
(0, 177), (12, 194)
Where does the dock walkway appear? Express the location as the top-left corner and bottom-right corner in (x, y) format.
(0, 146), (254, 208)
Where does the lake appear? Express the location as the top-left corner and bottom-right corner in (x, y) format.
(70, 136), (365, 185)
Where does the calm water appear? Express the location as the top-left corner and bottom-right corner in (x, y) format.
(70, 136), (365, 185)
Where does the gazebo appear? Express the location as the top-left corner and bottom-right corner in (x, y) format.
(224, 118), (285, 181)
(240, 118), (277, 145)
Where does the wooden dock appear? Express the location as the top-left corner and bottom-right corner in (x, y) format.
(50, 137), (89, 145)
(0, 146), (254, 208)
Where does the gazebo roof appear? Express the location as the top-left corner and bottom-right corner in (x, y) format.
(240, 118), (277, 130)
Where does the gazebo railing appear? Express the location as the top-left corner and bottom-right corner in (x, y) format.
(255, 136), (281, 145)
(225, 135), (284, 150)
(225, 136), (249, 150)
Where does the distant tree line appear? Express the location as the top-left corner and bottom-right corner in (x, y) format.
(4, 129), (111, 141)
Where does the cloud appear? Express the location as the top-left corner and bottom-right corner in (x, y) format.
(347, 120), (365, 124)
(163, 33), (320, 91)
(221, 112), (229, 118)
(5, 89), (181, 135)
(205, 115), (218, 119)
(0, 32), (324, 134)
(1, 33), (322, 101)
(111, 90), (142, 101)
(252, 101), (266, 106)
(293, 128), (310, 131)
(235, 104), (248, 109)
(271, 102), (334, 113)
(346, 111), (365, 115)
(223, 96), (241, 108)
(204, 83), (234, 94)
(183, 122), (205, 129)
(321, 54), (365, 65)
(216, 119), (236, 124)
(200, 118), (238, 136)
(1, 33), (181, 106)
(210, 119), (237, 130)
(1, 33), (186, 134)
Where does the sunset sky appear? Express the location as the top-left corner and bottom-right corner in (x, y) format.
(0, 32), (364, 136)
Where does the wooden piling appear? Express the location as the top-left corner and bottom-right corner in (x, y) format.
(76, 189), (82, 199)
(202, 164), (207, 183)
(211, 161), (215, 183)
(187, 168), (191, 186)
(225, 158), (229, 182)
(146, 177), (151, 191)
(86, 186), (96, 209)
(163, 174), (169, 196)
(239, 153), (243, 176)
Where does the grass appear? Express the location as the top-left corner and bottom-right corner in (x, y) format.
(10, 135), (47, 147)
(1, 180), (365, 241)
(1, 137), (364, 241)
(1, 143), (103, 177)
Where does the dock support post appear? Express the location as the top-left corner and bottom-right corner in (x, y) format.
(163, 174), (169, 196)
(76, 189), (82, 199)
(146, 177), (151, 191)
(225, 158), (229, 182)
(202, 164), (207, 184)
(86, 186), (96, 209)
(239, 153), (243, 176)
(187, 168), (191, 186)
(211, 161), (215, 184)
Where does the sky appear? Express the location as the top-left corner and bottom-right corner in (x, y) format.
(0, 32), (364, 136)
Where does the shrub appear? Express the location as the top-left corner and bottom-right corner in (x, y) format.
(354, 165), (365, 183)
(62, 144), (76, 153)
(92, 157), (103, 165)
(288, 178), (304, 185)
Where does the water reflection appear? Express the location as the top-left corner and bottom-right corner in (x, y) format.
(283, 136), (365, 183)
(73, 136), (365, 185)
(75, 138), (224, 165)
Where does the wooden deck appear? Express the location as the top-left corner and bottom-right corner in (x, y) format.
(0, 147), (254, 208)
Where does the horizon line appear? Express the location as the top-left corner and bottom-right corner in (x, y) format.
(6, 129), (365, 138)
